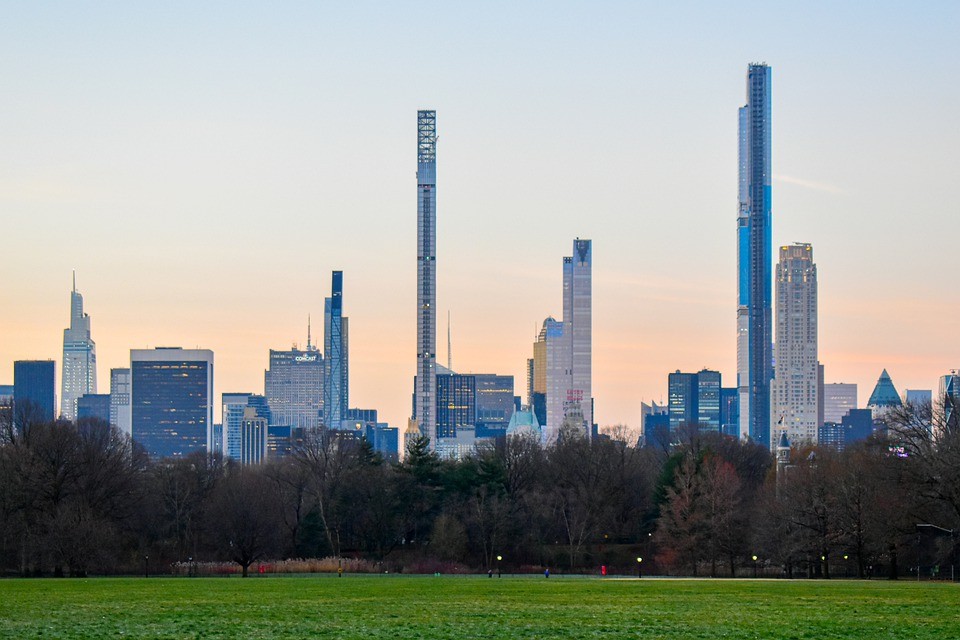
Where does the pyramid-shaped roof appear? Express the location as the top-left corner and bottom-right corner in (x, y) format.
(868, 369), (902, 408)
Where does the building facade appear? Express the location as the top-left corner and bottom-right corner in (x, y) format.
(264, 345), (323, 431)
(415, 109), (438, 448)
(822, 383), (857, 424)
(544, 239), (593, 445)
(61, 275), (97, 421)
(76, 393), (111, 422)
(109, 368), (132, 435)
(771, 243), (819, 446)
(475, 373), (515, 438)
(737, 63), (773, 447)
(13, 360), (56, 426)
(222, 392), (253, 459)
(324, 271), (348, 429)
(130, 348), (214, 459)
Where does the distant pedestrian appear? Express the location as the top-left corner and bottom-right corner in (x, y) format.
(338, 566), (343, 578)
(488, 569), (493, 578)
(544, 569), (550, 579)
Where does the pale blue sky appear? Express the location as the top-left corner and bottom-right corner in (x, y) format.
(2, 1), (958, 428)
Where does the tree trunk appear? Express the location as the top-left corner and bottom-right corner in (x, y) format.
(242, 562), (249, 577)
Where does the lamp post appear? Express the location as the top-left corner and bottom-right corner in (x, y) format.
(752, 555), (758, 579)
(843, 555), (848, 579)
(637, 557), (643, 579)
(917, 523), (957, 582)
(144, 555), (149, 579)
(496, 555), (502, 578)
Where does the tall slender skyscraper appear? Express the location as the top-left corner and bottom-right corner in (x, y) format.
(544, 239), (593, 444)
(771, 243), (818, 446)
(737, 63), (773, 447)
(415, 110), (438, 447)
(61, 273), (97, 421)
(324, 271), (348, 429)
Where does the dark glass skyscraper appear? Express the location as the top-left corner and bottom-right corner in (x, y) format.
(130, 348), (213, 459)
(737, 63), (773, 448)
(13, 360), (56, 426)
(324, 271), (348, 429)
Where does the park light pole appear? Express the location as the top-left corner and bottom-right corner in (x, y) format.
(843, 555), (848, 579)
(497, 555), (502, 578)
(752, 555), (758, 578)
(637, 557), (643, 579)
(917, 523), (957, 582)
(144, 555), (149, 579)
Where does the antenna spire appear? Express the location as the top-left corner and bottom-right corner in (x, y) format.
(72, 270), (76, 293)
(307, 314), (313, 351)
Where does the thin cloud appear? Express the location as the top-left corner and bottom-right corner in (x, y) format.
(774, 174), (846, 195)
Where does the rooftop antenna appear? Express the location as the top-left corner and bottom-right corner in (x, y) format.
(307, 314), (313, 351)
(72, 270), (76, 293)
(447, 310), (452, 371)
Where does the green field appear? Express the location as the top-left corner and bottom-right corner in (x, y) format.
(0, 576), (957, 639)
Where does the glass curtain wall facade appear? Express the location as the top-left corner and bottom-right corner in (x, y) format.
(13, 360), (56, 425)
(130, 348), (213, 459)
(737, 63), (773, 447)
(436, 373), (476, 439)
(61, 276), (97, 421)
(323, 271), (348, 429)
(415, 110), (438, 448)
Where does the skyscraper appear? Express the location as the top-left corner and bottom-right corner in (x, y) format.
(109, 368), (132, 435)
(264, 326), (323, 431)
(822, 383), (857, 424)
(771, 243), (819, 446)
(130, 347), (214, 459)
(324, 271), (348, 429)
(415, 109), (438, 448)
(61, 273), (97, 421)
(222, 392), (253, 459)
(667, 369), (722, 434)
(13, 360), (56, 426)
(867, 369), (902, 417)
(737, 63), (773, 447)
(543, 239), (593, 445)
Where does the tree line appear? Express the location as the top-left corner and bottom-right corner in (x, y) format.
(1, 399), (958, 578)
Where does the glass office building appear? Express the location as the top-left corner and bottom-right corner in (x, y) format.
(13, 360), (56, 425)
(61, 275), (97, 421)
(130, 348), (214, 459)
(264, 346), (323, 431)
(737, 63), (773, 447)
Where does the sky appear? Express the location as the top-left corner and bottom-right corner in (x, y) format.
(2, 1), (959, 428)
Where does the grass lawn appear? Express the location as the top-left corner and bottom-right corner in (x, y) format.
(0, 575), (957, 639)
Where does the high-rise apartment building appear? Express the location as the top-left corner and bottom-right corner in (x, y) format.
(109, 368), (132, 435)
(13, 360), (56, 425)
(61, 274), (97, 421)
(415, 109), (438, 448)
(737, 63), (773, 447)
(324, 271), (348, 429)
(130, 348), (214, 459)
(771, 243), (819, 446)
(822, 383), (857, 424)
(544, 239), (593, 444)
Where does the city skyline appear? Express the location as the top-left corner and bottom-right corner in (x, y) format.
(2, 3), (958, 432)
